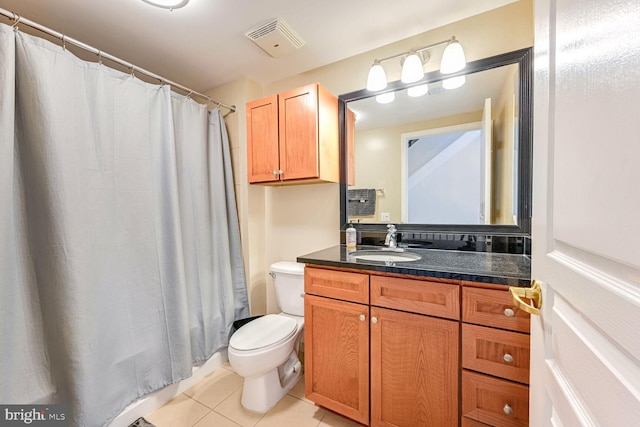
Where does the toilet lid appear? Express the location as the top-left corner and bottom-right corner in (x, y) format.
(230, 314), (298, 351)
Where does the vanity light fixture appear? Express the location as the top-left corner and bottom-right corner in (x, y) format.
(141, 0), (189, 10)
(366, 60), (387, 91)
(366, 36), (466, 99)
(440, 36), (467, 74)
(401, 51), (426, 84)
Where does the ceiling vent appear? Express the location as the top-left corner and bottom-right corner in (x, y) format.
(245, 18), (305, 58)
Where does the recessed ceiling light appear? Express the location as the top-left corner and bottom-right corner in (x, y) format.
(141, 0), (189, 10)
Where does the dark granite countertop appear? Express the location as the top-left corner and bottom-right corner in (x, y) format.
(297, 245), (531, 287)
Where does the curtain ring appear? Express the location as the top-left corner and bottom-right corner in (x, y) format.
(186, 91), (193, 100)
(62, 35), (66, 51)
(129, 65), (135, 78)
(97, 50), (103, 65)
(12, 13), (21, 30)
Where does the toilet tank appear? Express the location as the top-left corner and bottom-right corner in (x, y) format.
(271, 261), (305, 316)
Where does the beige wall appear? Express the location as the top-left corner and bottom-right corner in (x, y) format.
(207, 0), (533, 315)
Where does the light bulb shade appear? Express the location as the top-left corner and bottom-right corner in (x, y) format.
(367, 63), (387, 91)
(440, 40), (466, 74)
(376, 92), (395, 104)
(141, 0), (189, 9)
(401, 53), (424, 83)
(442, 75), (466, 89)
(407, 83), (429, 97)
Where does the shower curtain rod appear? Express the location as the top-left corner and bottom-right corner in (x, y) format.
(0, 8), (236, 114)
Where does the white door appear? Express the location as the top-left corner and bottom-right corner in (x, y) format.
(528, 0), (640, 425)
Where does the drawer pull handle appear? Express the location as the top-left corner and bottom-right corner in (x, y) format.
(504, 308), (515, 317)
(503, 353), (514, 363)
(371, 316), (378, 324)
(503, 404), (513, 416)
(359, 314), (366, 321)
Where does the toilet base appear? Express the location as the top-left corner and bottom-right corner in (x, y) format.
(240, 350), (302, 413)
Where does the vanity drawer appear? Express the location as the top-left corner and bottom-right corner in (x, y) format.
(463, 287), (530, 333)
(370, 276), (460, 320)
(462, 324), (530, 384)
(462, 371), (529, 427)
(305, 267), (369, 304)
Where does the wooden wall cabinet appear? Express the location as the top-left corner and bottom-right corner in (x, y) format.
(246, 83), (340, 185)
(304, 267), (460, 427)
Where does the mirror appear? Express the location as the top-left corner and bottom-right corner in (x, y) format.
(339, 47), (532, 235)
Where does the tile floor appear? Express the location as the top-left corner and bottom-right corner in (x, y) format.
(145, 364), (363, 427)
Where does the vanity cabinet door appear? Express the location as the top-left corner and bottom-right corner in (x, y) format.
(304, 294), (369, 425)
(370, 306), (459, 427)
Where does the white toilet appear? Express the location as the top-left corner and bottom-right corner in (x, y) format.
(228, 261), (305, 413)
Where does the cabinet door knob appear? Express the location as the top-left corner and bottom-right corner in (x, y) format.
(503, 353), (514, 363)
(371, 316), (378, 324)
(272, 170), (278, 175)
(278, 169), (283, 175)
(503, 404), (513, 415)
(359, 314), (365, 321)
(504, 308), (515, 317)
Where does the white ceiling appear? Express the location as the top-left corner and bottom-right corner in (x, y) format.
(0, 0), (515, 93)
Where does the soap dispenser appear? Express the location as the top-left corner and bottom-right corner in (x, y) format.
(346, 223), (357, 250)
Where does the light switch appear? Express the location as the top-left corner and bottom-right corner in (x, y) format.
(380, 212), (390, 222)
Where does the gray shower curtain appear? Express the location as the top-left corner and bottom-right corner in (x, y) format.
(0, 24), (249, 426)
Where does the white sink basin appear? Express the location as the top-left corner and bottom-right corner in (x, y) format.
(350, 250), (421, 262)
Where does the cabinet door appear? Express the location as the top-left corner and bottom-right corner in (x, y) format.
(371, 307), (459, 427)
(246, 94), (280, 183)
(278, 84), (319, 181)
(304, 294), (369, 425)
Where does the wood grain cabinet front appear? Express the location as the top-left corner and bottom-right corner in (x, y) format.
(246, 83), (340, 185)
(304, 267), (460, 427)
(371, 306), (459, 427)
(461, 285), (531, 427)
(304, 294), (369, 425)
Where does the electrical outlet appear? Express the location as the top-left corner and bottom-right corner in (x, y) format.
(380, 212), (390, 222)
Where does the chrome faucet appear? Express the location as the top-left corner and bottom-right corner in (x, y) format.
(385, 224), (398, 249)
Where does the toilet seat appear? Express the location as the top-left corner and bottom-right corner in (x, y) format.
(230, 314), (297, 352)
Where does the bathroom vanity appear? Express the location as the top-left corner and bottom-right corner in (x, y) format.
(298, 245), (531, 427)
